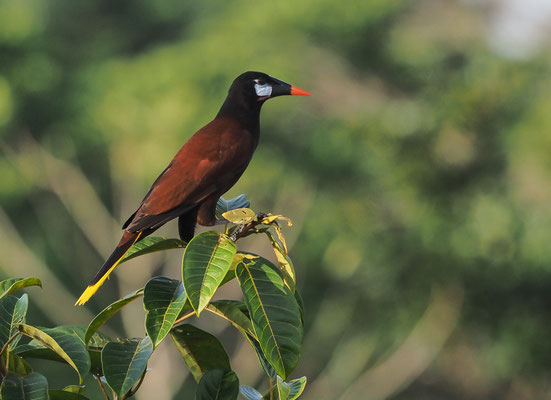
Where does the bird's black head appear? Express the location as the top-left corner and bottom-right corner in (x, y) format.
(228, 71), (311, 103)
(217, 71), (310, 130)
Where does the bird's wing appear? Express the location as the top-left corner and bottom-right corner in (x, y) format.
(124, 158), (222, 232)
(124, 120), (254, 232)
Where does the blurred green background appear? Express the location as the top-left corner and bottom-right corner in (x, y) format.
(2, 0), (551, 398)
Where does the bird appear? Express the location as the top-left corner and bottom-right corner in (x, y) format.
(76, 71), (311, 305)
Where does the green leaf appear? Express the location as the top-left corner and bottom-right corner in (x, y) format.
(206, 279), (276, 381)
(203, 302), (276, 378)
(218, 253), (253, 287)
(20, 326), (103, 348)
(16, 326), (109, 376)
(277, 376), (291, 400)
(0, 372), (49, 400)
(50, 325), (110, 348)
(61, 385), (85, 394)
(264, 231), (296, 293)
(215, 194), (250, 220)
(175, 299), (195, 320)
(84, 288), (143, 345)
(3, 351), (33, 375)
(294, 290), (305, 327)
(239, 385), (263, 400)
(120, 237), (186, 264)
(236, 257), (303, 379)
(101, 337), (152, 398)
(286, 376), (307, 400)
(182, 231), (237, 316)
(144, 277), (187, 348)
(212, 269), (237, 291)
(16, 324), (91, 384)
(0, 278), (42, 301)
(88, 348), (102, 375)
(0, 294), (28, 350)
(48, 390), (90, 400)
(195, 369), (239, 400)
(247, 333), (277, 380)
(170, 324), (231, 382)
(205, 300), (254, 337)
(222, 208), (256, 225)
(258, 214), (293, 229)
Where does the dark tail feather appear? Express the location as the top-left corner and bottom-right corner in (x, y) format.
(75, 231), (142, 305)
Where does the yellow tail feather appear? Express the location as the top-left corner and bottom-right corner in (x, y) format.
(75, 232), (142, 306)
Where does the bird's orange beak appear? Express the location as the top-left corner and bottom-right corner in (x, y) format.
(268, 76), (311, 98)
(290, 86), (312, 96)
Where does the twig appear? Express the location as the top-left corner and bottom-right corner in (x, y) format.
(0, 332), (22, 375)
(0, 333), (20, 360)
(173, 311), (196, 326)
(95, 374), (111, 400)
(230, 213), (269, 242)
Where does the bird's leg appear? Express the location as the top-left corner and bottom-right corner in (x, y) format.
(197, 196), (228, 227)
(178, 207), (198, 242)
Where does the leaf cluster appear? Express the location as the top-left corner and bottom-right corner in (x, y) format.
(0, 196), (306, 400)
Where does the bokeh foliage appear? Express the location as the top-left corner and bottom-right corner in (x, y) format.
(1, 0), (551, 399)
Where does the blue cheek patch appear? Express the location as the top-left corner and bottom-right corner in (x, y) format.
(254, 83), (272, 97)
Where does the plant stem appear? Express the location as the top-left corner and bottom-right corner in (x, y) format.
(173, 311), (196, 326)
(230, 214), (268, 242)
(0, 332), (21, 360)
(95, 374), (111, 400)
(0, 331), (22, 375)
(269, 378), (274, 400)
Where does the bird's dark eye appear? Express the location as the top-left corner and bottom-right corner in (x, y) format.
(256, 78), (266, 86)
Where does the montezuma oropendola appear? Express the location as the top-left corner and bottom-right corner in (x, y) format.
(76, 71), (311, 305)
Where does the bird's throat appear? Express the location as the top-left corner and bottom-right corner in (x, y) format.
(216, 92), (263, 135)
